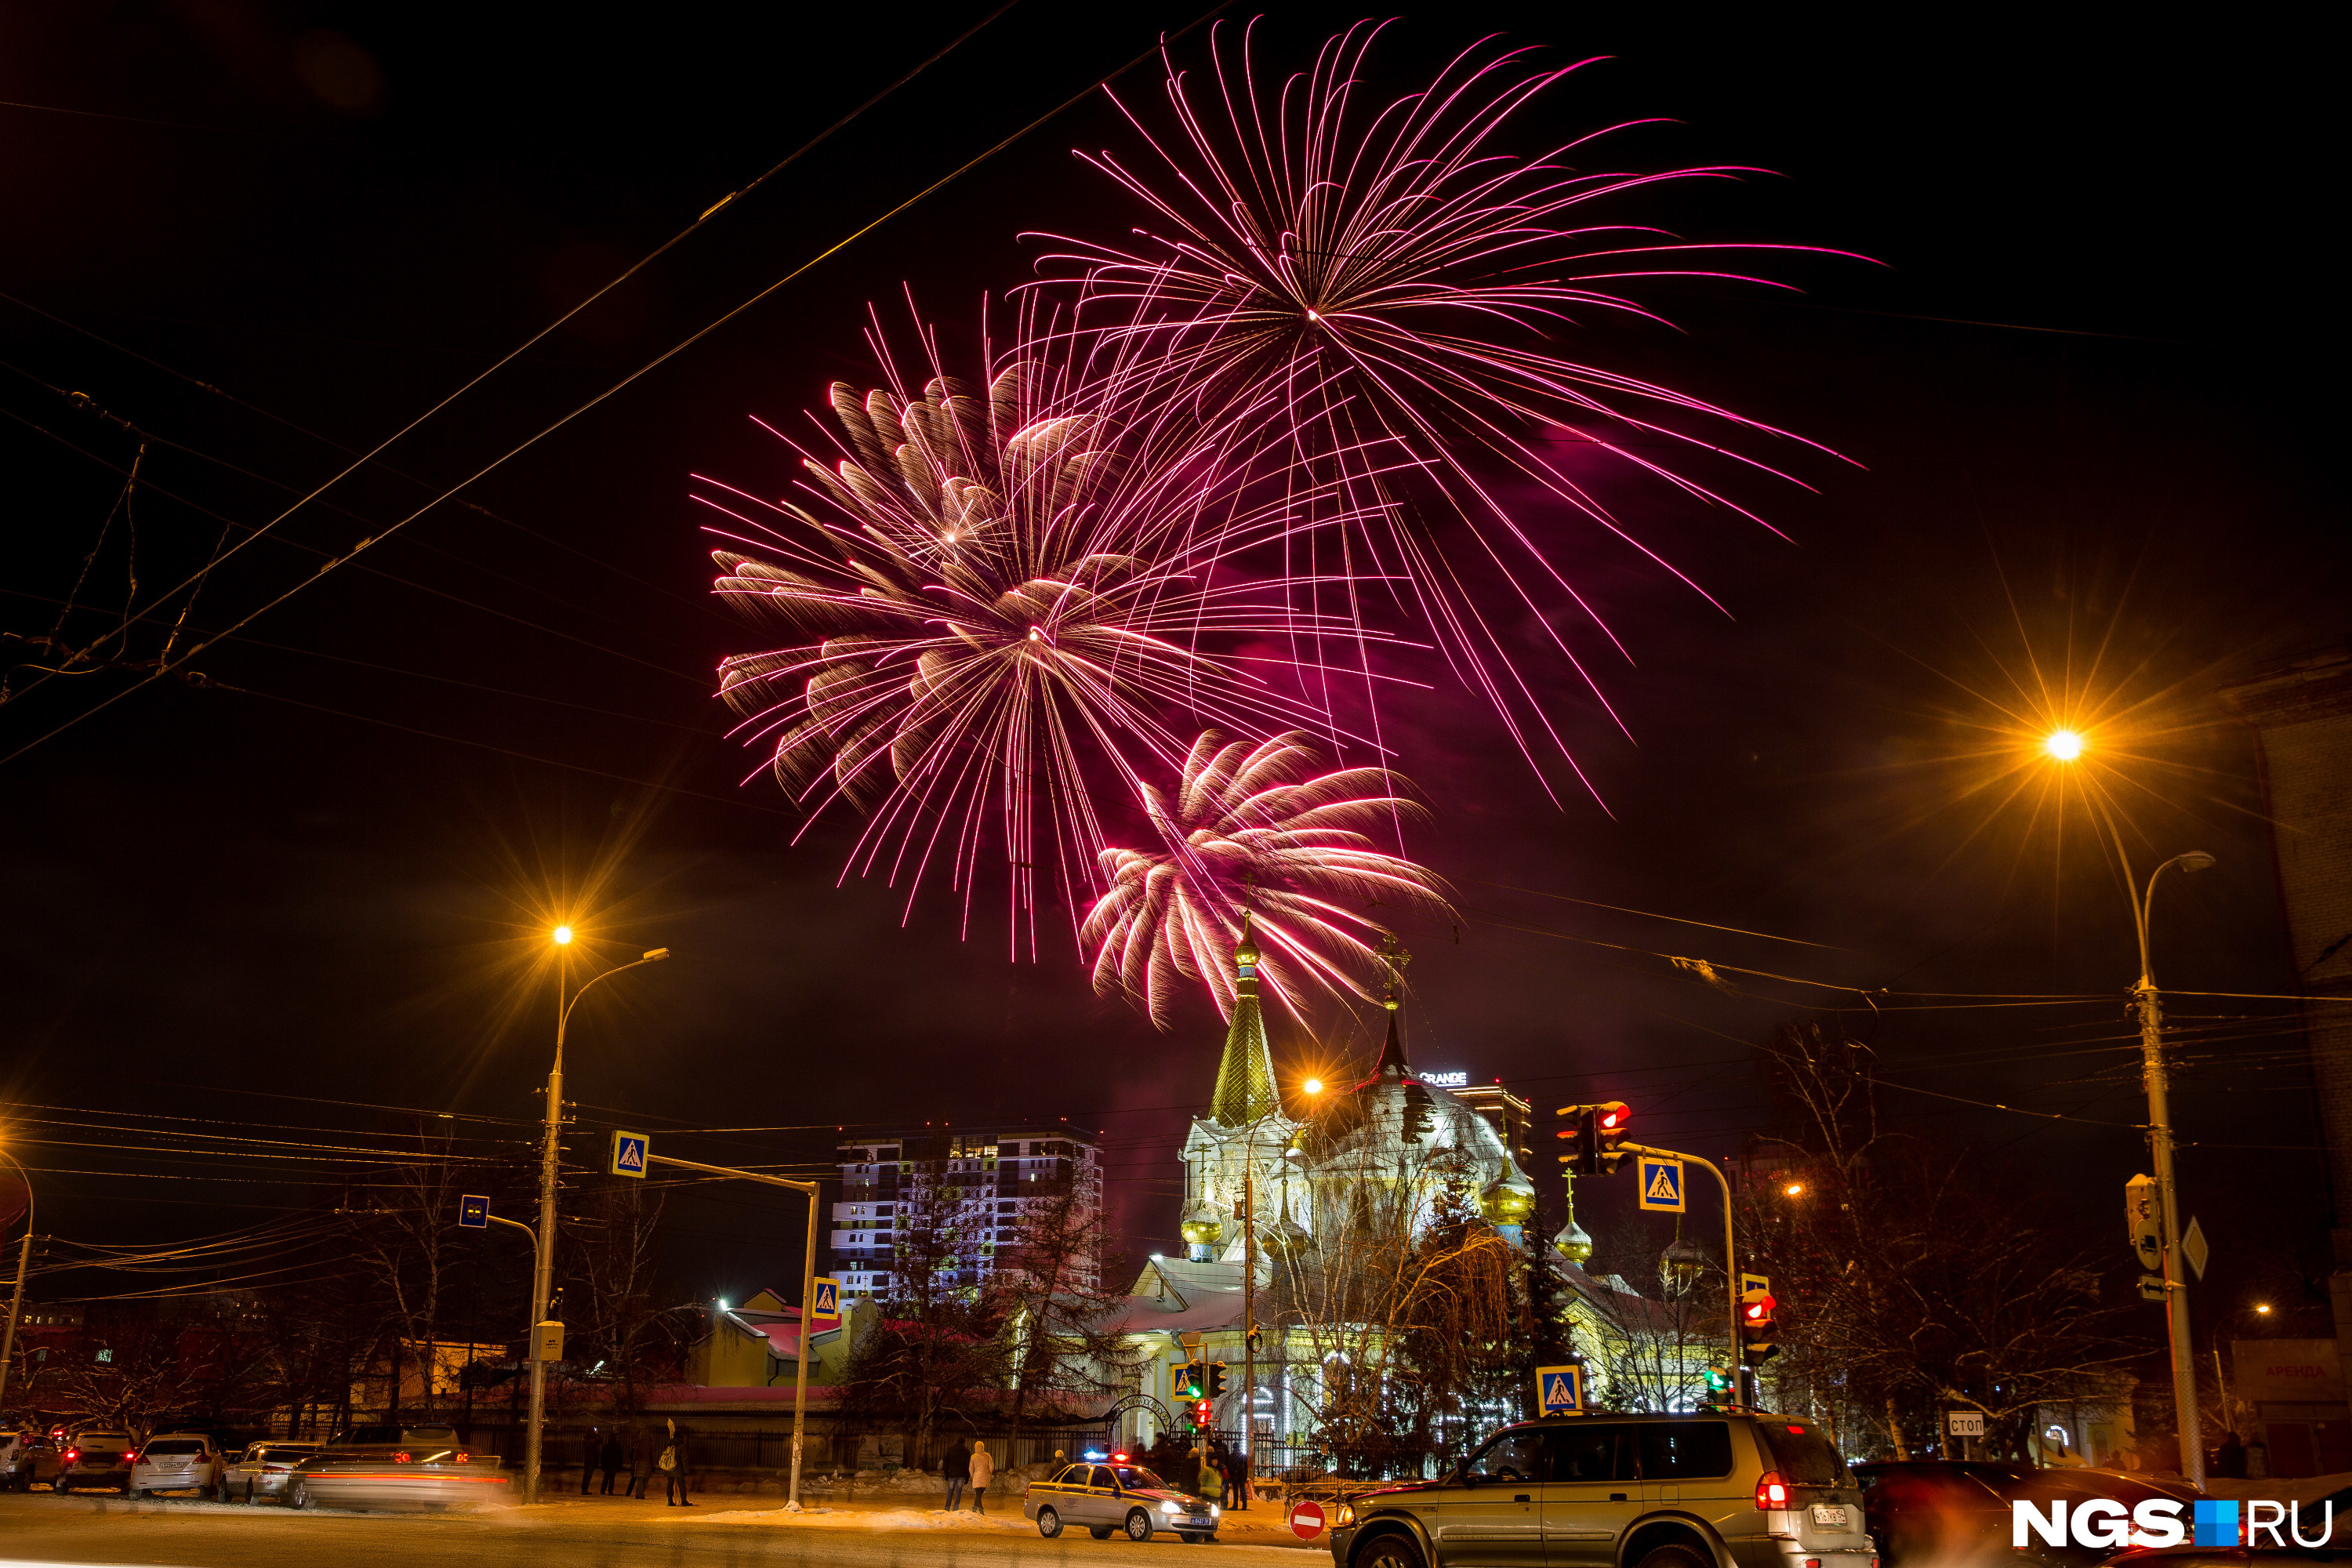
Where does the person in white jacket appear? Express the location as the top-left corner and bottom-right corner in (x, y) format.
(967, 1440), (995, 1513)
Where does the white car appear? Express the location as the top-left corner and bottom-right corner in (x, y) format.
(226, 1439), (322, 1503)
(130, 1432), (224, 1497)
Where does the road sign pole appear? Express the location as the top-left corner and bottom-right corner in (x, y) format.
(1624, 1143), (1740, 1403)
(647, 1150), (821, 1510)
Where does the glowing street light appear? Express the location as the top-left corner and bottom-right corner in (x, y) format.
(1301, 1078), (1323, 1096)
(551, 925), (574, 946)
(2044, 729), (2085, 761)
(1783, 1182), (1806, 1198)
(2255, 1303), (2274, 1316)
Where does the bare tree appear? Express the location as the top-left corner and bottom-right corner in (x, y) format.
(991, 1165), (1136, 1455)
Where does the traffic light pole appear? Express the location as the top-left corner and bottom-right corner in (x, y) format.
(1621, 1143), (1742, 1403)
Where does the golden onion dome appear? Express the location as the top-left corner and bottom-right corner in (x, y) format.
(1179, 1207), (1225, 1247)
(1480, 1173), (1537, 1225)
(1553, 1215), (1595, 1265)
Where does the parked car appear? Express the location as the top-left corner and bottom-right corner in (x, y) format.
(1025, 1456), (1222, 1542)
(129, 1432), (226, 1498)
(52, 1429), (136, 1494)
(285, 1428), (508, 1512)
(1327, 1411), (1871, 1568)
(225, 1439), (323, 1504)
(2, 1429), (56, 1491)
(1853, 1462), (2201, 1568)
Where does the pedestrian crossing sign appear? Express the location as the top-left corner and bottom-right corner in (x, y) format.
(609, 1131), (650, 1178)
(1537, 1364), (1585, 1415)
(809, 1276), (841, 1330)
(1638, 1156), (1686, 1213)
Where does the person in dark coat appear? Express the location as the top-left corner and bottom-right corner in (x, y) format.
(626, 1428), (650, 1499)
(2215, 1431), (2248, 1479)
(580, 1426), (600, 1495)
(942, 1439), (970, 1511)
(599, 1433), (625, 1494)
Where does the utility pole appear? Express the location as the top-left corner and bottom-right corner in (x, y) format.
(0, 1148), (33, 1416)
(1620, 1142), (1741, 1401)
(1242, 1158), (1254, 1508)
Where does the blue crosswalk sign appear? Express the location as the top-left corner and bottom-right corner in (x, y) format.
(1537, 1364), (1584, 1415)
(609, 1131), (650, 1179)
(458, 1194), (489, 1229)
(810, 1276), (840, 1329)
(1637, 1156), (1686, 1214)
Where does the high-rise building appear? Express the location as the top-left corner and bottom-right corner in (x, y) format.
(830, 1125), (1104, 1302)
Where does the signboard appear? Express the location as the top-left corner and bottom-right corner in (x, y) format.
(2182, 1215), (2210, 1281)
(2231, 1339), (2344, 1403)
(1637, 1156), (1687, 1214)
(1537, 1363), (1585, 1416)
(808, 1276), (842, 1331)
(1290, 1500), (1328, 1540)
(1740, 1272), (1771, 1299)
(532, 1320), (565, 1363)
(458, 1194), (489, 1229)
(1947, 1410), (1986, 1438)
(1418, 1071), (1470, 1088)
(608, 1131), (650, 1178)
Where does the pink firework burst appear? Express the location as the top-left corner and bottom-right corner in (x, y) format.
(1044, 20), (1849, 800)
(702, 310), (1399, 952)
(1083, 729), (1452, 1026)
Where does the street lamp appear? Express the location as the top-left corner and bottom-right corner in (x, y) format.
(0, 1145), (32, 1416)
(523, 935), (669, 1505)
(2045, 735), (2216, 1483)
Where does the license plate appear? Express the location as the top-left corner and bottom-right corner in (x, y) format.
(1812, 1505), (1850, 1527)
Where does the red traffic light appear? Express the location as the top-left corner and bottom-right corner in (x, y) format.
(1598, 1102), (1630, 1133)
(1742, 1290), (1777, 1323)
(1194, 1399), (1214, 1424)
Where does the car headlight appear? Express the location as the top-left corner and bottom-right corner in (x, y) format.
(1210, 1504), (1221, 1518)
(1334, 1501), (1357, 1526)
(1162, 1500), (1182, 1515)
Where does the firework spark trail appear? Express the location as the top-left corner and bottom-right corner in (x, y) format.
(704, 302), (1410, 953)
(1037, 19), (1849, 798)
(1083, 730), (1453, 1026)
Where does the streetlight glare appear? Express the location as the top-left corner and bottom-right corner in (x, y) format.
(2256, 1303), (2274, 1316)
(1301, 1077), (1324, 1096)
(2043, 729), (2085, 761)
(1784, 1182), (1806, 1198)
(551, 925), (574, 946)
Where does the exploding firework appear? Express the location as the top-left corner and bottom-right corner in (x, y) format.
(1083, 730), (1452, 1025)
(703, 310), (1399, 949)
(1046, 20), (1842, 797)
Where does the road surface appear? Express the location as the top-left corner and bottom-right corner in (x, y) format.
(0, 1490), (1327, 1567)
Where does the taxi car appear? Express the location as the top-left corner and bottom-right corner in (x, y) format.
(285, 1427), (510, 1512)
(129, 1432), (226, 1497)
(1330, 1411), (1871, 1568)
(224, 1439), (322, 1503)
(1025, 1455), (1222, 1542)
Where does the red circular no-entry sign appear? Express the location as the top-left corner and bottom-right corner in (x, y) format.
(1290, 1500), (1327, 1540)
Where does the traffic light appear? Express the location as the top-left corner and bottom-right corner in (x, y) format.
(1704, 1365), (1734, 1395)
(1192, 1399), (1214, 1429)
(1555, 1101), (1635, 1178)
(1173, 1361), (1205, 1400)
(1206, 1362), (1229, 1398)
(1739, 1287), (1778, 1366)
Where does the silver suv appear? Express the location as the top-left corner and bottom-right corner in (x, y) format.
(1329, 1412), (1873, 1568)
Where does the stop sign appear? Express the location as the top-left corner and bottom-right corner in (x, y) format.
(1290, 1499), (1327, 1540)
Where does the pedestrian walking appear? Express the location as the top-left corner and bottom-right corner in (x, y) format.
(599, 1434), (624, 1494)
(942, 1438), (970, 1511)
(967, 1440), (994, 1513)
(658, 1419), (694, 1506)
(626, 1428), (649, 1499)
(580, 1426), (600, 1495)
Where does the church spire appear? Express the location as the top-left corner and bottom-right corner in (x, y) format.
(1209, 914), (1278, 1127)
(1374, 931), (1410, 1076)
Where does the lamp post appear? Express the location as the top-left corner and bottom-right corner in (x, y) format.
(0, 1146), (32, 1417)
(523, 935), (669, 1505)
(2045, 728), (2215, 1483)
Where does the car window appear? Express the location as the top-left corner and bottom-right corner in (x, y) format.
(1639, 1422), (1733, 1480)
(1109, 1465), (1167, 1491)
(1756, 1421), (1848, 1486)
(1052, 1464), (1089, 1484)
(143, 1439), (205, 1456)
(1465, 1431), (1548, 1485)
(1552, 1425), (1633, 1483)
(1091, 1465), (1118, 1490)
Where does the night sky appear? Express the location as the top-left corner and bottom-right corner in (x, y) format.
(2, 2), (2342, 1345)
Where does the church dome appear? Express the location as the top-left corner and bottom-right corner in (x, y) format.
(1298, 1008), (1530, 1202)
(1179, 1205), (1225, 1248)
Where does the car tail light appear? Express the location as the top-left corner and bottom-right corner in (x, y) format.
(1756, 1471), (1791, 1510)
(394, 1451), (412, 1464)
(125, 1451), (140, 1465)
(63, 1448), (78, 1463)
(456, 1451), (470, 1464)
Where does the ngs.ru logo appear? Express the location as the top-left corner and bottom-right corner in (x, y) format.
(2014, 1498), (2336, 1549)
